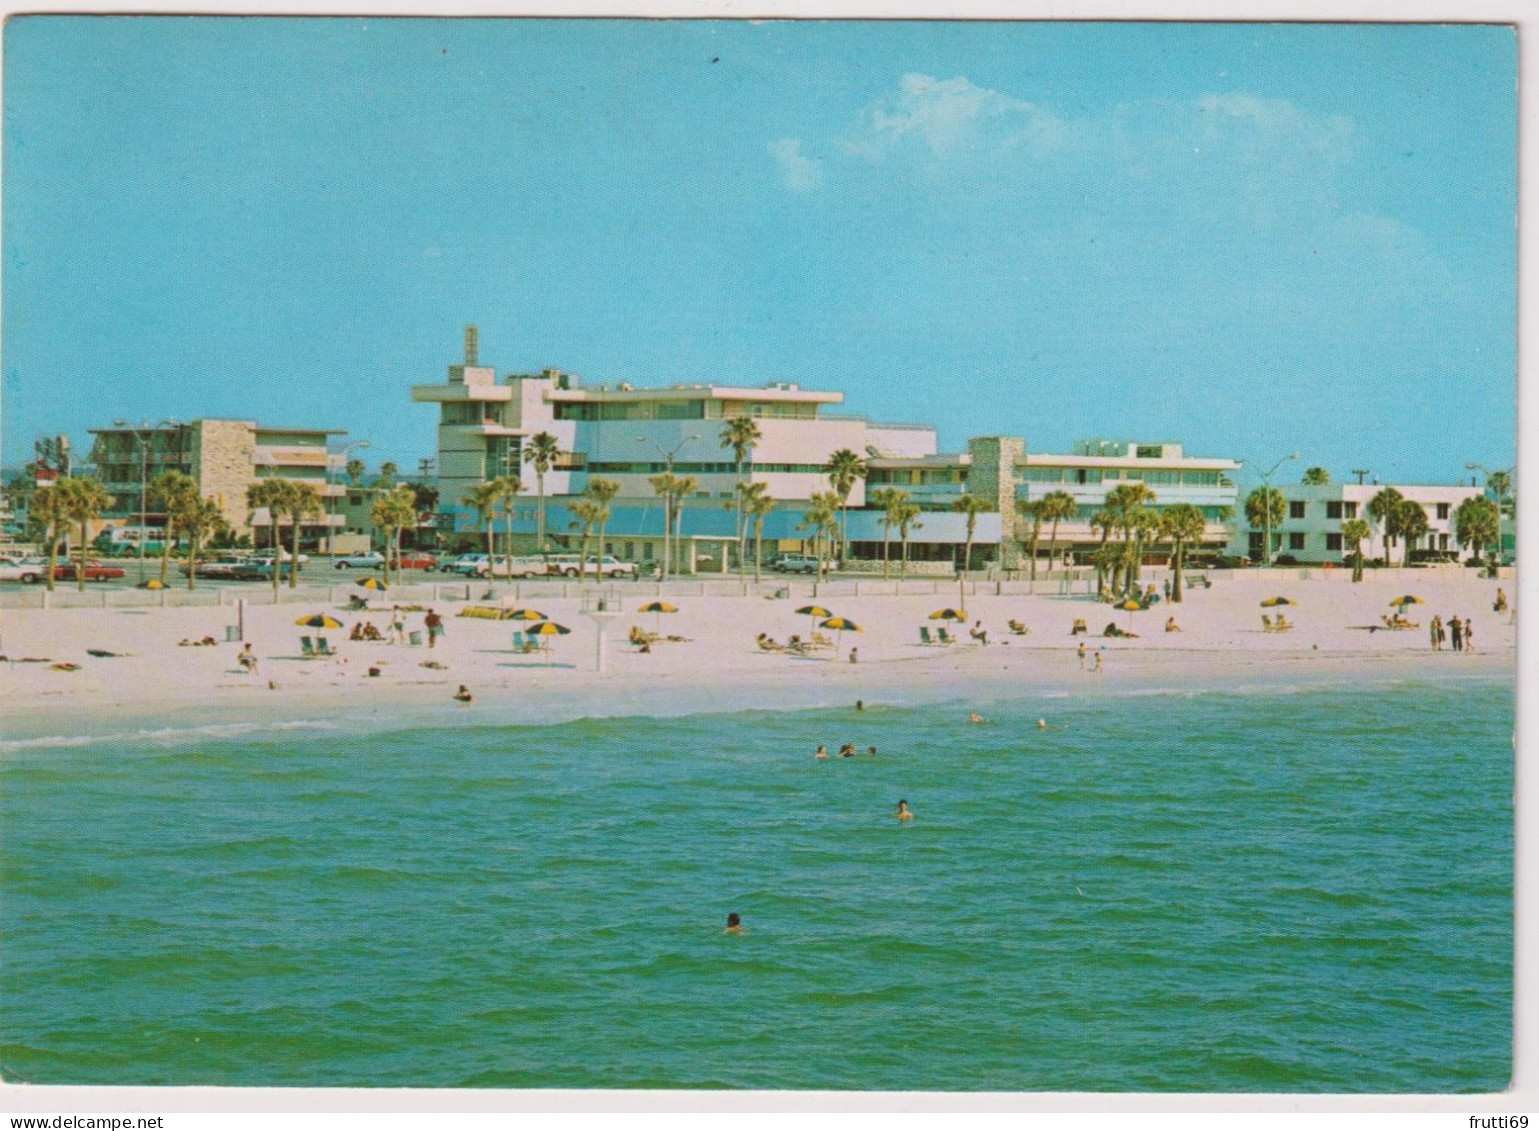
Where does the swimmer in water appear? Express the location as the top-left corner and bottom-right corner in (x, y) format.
(453, 685), (473, 703)
(814, 745), (829, 759)
(896, 800), (914, 821)
(1037, 719), (1047, 729)
(968, 711), (985, 724)
(724, 912), (743, 933)
(855, 699), (865, 712)
(840, 743), (856, 757)
(866, 745), (877, 757)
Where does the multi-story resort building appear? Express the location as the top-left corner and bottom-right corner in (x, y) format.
(1225, 481), (1486, 565)
(412, 327), (1244, 571)
(87, 419), (347, 544)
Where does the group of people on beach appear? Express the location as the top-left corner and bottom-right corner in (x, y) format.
(345, 606), (444, 648)
(1428, 614), (1476, 653)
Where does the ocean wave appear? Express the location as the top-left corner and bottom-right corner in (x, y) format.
(0, 718), (344, 754)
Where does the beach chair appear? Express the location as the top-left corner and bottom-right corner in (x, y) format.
(1261, 615), (1274, 632)
(812, 632), (834, 650)
(937, 627), (955, 645)
(317, 637), (335, 656)
(1071, 619), (1088, 636)
(408, 630), (424, 647)
(300, 636), (316, 658)
(919, 626), (935, 645)
(513, 630), (526, 652)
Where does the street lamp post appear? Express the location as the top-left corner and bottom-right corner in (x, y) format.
(114, 418), (181, 584)
(1257, 453), (1299, 567)
(638, 434), (701, 581)
(329, 441), (370, 556)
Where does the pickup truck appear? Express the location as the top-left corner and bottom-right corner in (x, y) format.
(546, 554), (639, 579)
(479, 555), (550, 579)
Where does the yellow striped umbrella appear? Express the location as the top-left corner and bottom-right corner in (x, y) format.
(796, 604), (833, 637)
(295, 614), (344, 629)
(1259, 596), (1294, 607)
(507, 608), (549, 621)
(355, 576), (388, 591)
(137, 578), (165, 590)
(1115, 599), (1145, 633)
(928, 608), (968, 621)
(1389, 595), (1423, 608)
(526, 621), (571, 636)
(819, 616), (863, 653)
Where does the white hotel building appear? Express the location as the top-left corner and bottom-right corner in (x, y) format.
(1225, 482), (1485, 565)
(411, 327), (1242, 570)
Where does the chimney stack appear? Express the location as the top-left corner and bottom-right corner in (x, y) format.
(464, 324), (479, 367)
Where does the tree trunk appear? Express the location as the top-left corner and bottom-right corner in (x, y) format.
(485, 521), (495, 571)
(76, 518), (88, 591)
(44, 522), (58, 592)
(289, 517), (302, 588)
(159, 523), (173, 586)
(882, 526), (891, 581)
(536, 472), (547, 552)
(1049, 519), (1062, 572)
(900, 533), (909, 579)
(505, 508), (515, 581)
(754, 519), (763, 584)
(598, 518), (609, 580)
(271, 512), (281, 599)
(1172, 539), (1184, 602)
(186, 532), (198, 590)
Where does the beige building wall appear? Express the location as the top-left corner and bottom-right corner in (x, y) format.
(190, 419), (257, 532)
(968, 436), (1025, 568)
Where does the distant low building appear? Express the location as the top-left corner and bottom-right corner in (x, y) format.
(1225, 482), (1486, 565)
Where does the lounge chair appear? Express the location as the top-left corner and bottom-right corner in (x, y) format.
(919, 626), (935, 645)
(937, 627), (955, 645)
(300, 636), (316, 658)
(317, 637), (336, 656)
(1071, 619), (1088, 636)
(513, 630), (527, 652)
(812, 632), (834, 649)
(1261, 615), (1274, 632)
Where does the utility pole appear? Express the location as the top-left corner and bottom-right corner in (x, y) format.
(1351, 469), (1370, 486)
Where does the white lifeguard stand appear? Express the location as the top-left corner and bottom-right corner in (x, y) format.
(580, 592), (624, 673)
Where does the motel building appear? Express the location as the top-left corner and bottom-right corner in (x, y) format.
(1224, 482), (1486, 565)
(87, 419), (348, 547)
(412, 327), (1242, 572)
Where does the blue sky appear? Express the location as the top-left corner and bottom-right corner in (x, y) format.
(2, 18), (1516, 485)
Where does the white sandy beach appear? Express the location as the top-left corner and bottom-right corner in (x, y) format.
(0, 569), (1515, 744)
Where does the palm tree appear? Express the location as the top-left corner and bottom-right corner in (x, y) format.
(895, 501), (922, 580)
(177, 496), (225, 590)
(524, 432), (561, 553)
(1037, 490), (1077, 572)
(1089, 508), (1115, 597)
(1018, 498), (1045, 582)
(949, 492), (992, 598)
(345, 458), (367, 487)
(649, 472), (679, 580)
(800, 491), (842, 583)
(1158, 503), (1206, 602)
(567, 498), (604, 581)
(376, 461), (399, 489)
(1341, 517), (1371, 582)
(741, 483), (775, 585)
(492, 475), (523, 578)
(1301, 467), (1331, 486)
(55, 476), (114, 592)
(1394, 498), (1429, 567)
(1089, 542), (1120, 600)
(1367, 487), (1405, 566)
(669, 475), (698, 575)
(868, 486), (907, 580)
(1455, 495), (1500, 573)
(1129, 507), (1161, 594)
(29, 484), (68, 593)
(149, 470), (197, 585)
(585, 477), (621, 578)
(824, 448), (868, 567)
(720, 417), (761, 572)
(1244, 486), (1286, 563)
(246, 480), (292, 598)
(370, 488), (416, 586)
(285, 483), (323, 588)
(466, 481), (502, 569)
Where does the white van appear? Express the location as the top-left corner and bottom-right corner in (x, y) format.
(546, 553), (638, 579)
(480, 555), (549, 579)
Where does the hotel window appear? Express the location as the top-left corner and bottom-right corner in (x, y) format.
(1326, 533), (1343, 551)
(1326, 501), (1343, 519)
(1288, 501), (1306, 519)
(1343, 501), (1358, 518)
(1136, 445), (1163, 459)
(1288, 532), (1306, 551)
(1437, 503), (1450, 520)
(1248, 531), (1264, 552)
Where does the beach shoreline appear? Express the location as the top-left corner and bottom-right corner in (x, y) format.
(0, 571), (1515, 746)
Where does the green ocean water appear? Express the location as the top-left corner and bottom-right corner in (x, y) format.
(0, 676), (1512, 1091)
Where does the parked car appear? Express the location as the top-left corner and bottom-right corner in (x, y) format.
(480, 555), (550, 579)
(332, 551), (386, 570)
(546, 553), (638, 579)
(0, 557), (49, 584)
(389, 552), (439, 571)
(50, 559), (127, 583)
(771, 554), (834, 574)
(442, 553), (490, 576)
(178, 559), (249, 580)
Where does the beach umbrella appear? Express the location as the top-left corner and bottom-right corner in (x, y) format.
(526, 621), (571, 636)
(295, 613), (343, 629)
(928, 608), (968, 621)
(639, 600), (678, 632)
(819, 615), (863, 654)
(1115, 598), (1144, 634)
(796, 604), (833, 638)
(1259, 596), (1295, 607)
(1389, 595), (1423, 608)
(355, 576), (387, 591)
(137, 578), (164, 590)
(506, 608), (548, 621)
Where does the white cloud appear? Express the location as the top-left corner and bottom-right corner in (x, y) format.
(844, 73), (1061, 159)
(770, 137), (819, 192)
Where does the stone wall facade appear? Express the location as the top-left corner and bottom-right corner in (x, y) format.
(967, 436), (1025, 568)
(191, 420), (258, 532)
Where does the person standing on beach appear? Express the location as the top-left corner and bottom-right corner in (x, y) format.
(1464, 618), (1475, 653)
(1449, 616), (1463, 652)
(424, 609), (444, 650)
(390, 606), (405, 645)
(1093, 650), (1103, 673)
(1429, 615), (1442, 652)
(1077, 642), (1087, 669)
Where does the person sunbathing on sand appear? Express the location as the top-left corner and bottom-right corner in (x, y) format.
(1165, 617), (1182, 632)
(453, 685), (474, 703)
